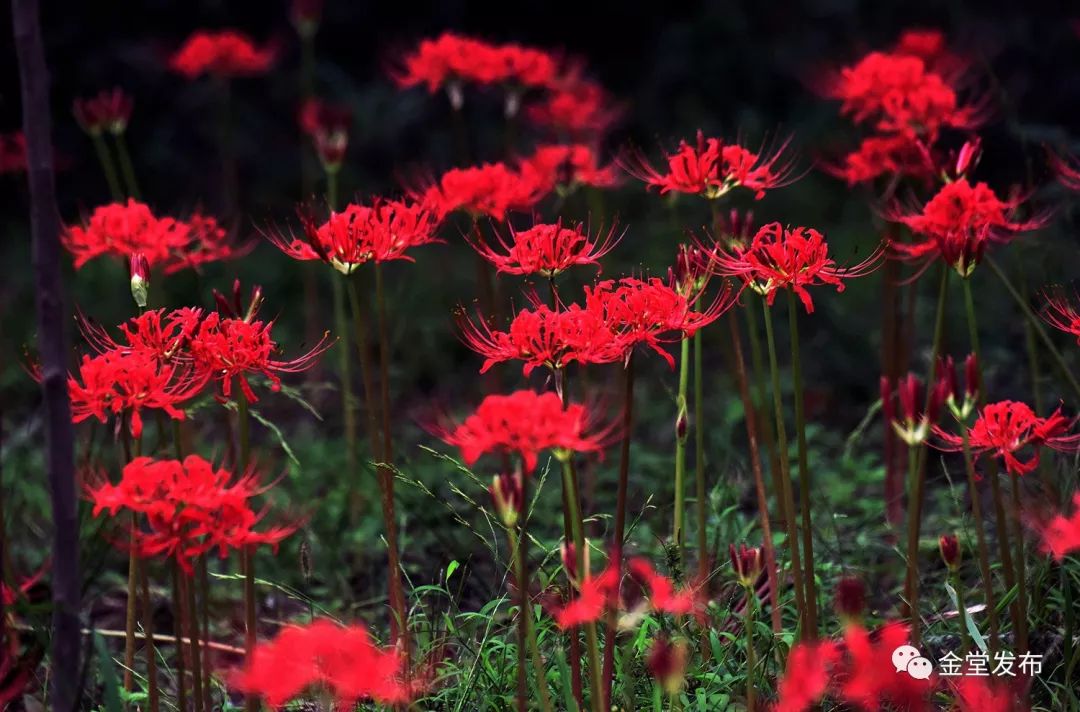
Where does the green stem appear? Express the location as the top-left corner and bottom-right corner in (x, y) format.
(1009, 475), (1028, 653)
(905, 265), (948, 643)
(508, 526), (554, 712)
(961, 427), (999, 650)
(171, 563), (187, 712)
(745, 302), (787, 554)
(332, 273), (358, 518)
(786, 289), (817, 639)
(743, 586), (757, 712)
(693, 331), (708, 583)
(112, 133), (141, 200)
(185, 565), (205, 712)
(986, 256), (1080, 401)
(673, 336), (690, 564)
(90, 133), (123, 201)
(761, 298), (807, 634)
(237, 391), (256, 712)
(561, 458), (602, 712)
(138, 560), (159, 712)
(123, 522), (138, 695)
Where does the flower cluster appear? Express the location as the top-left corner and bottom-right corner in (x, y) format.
(521, 144), (619, 191)
(622, 130), (795, 199)
(62, 199), (240, 273)
(525, 76), (619, 138)
(232, 619), (413, 708)
(465, 219), (621, 277)
(88, 455), (295, 572)
(392, 32), (561, 93)
(73, 88), (133, 136)
(933, 400), (1080, 477)
(417, 161), (551, 220)
(1039, 493), (1080, 561)
(889, 179), (1044, 277)
(267, 198), (441, 273)
(708, 222), (883, 313)
(170, 29), (276, 78)
(437, 389), (607, 472)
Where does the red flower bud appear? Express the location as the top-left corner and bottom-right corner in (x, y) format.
(898, 373), (919, 424)
(834, 575), (866, 622)
(955, 137), (981, 178)
(939, 533), (960, 569)
(647, 636), (689, 695)
(729, 543), (762, 587)
(129, 252), (150, 308)
(964, 353), (980, 402)
(490, 472), (522, 528)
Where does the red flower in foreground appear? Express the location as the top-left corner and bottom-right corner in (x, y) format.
(1038, 492), (1080, 561)
(267, 198), (441, 273)
(459, 300), (625, 375)
(0, 132), (26, 174)
(522, 144), (619, 190)
(437, 390), (608, 472)
(550, 562), (620, 629)
(838, 622), (934, 710)
(525, 77), (619, 137)
(170, 30), (276, 78)
(627, 558), (705, 619)
(772, 640), (841, 712)
(234, 619), (413, 708)
(622, 130), (796, 199)
(889, 179), (1044, 277)
(933, 400), (1080, 477)
(418, 162), (550, 220)
(391, 32), (559, 93)
(78, 307), (203, 362)
(709, 222), (883, 313)
(62, 199), (240, 272)
(67, 349), (205, 439)
(88, 455), (295, 572)
(73, 88), (133, 136)
(466, 219), (621, 277)
(299, 98), (352, 170)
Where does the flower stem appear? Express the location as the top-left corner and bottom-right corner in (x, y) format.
(184, 565), (205, 712)
(333, 273), (359, 518)
(138, 560), (159, 712)
(693, 331), (709, 583)
(904, 265), (948, 643)
(604, 354), (635, 705)
(786, 289), (817, 639)
(171, 563), (187, 712)
(1009, 475), (1029, 653)
(112, 133), (141, 200)
(743, 585), (757, 712)
(986, 255), (1080, 401)
(124, 521), (139, 695)
(507, 526), (554, 712)
(761, 298), (807, 635)
(745, 302), (787, 549)
(727, 312), (781, 631)
(374, 263), (409, 659)
(951, 564), (971, 655)
(198, 557), (211, 712)
(673, 336), (690, 564)
(960, 427), (999, 650)
(90, 133), (123, 201)
(236, 391), (256, 712)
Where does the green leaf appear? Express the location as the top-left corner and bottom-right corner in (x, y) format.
(94, 632), (123, 712)
(554, 645), (580, 712)
(945, 581), (988, 654)
(447, 559), (460, 583)
(249, 407), (302, 469)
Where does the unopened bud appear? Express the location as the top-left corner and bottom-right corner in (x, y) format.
(490, 472), (522, 529)
(955, 137), (981, 178)
(129, 252), (149, 308)
(729, 543), (762, 587)
(939, 533), (960, 570)
(647, 636), (689, 695)
(834, 575), (866, 623)
(675, 406), (688, 442)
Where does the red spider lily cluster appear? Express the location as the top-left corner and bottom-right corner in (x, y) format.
(465, 219), (621, 277)
(62, 199), (240, 272)
(417, 161), (553, 220)
(622, 130), (796, 199)
(87, 455), (295, 572)
(392, 32), (562, 94)
(170, 29), (276, 79)
(525, 76), (620, 138)
(234, 619), (413, 708)
(267, 198), (441, 273)
(708, 221), (884, 312)
(521, 143), (619, 191)
(73, 88), (133, 136)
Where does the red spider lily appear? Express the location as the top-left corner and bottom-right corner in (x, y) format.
(947, 676), (1028, 712)
(881, 372), (946, 446)
(417, 162), (551, 220)
(489, 471), (523, 528)
(833, 576), (867, 622)
(1047, 149), (1080, 192)
(621, 130), (796, 199)
(647, 636), (689, 695)
(73, 88), (133, 136)
(669, 243), (712, 298)
(465, 219), (621, 277)
(822, 133), (934, 186)
(1041, 288), (1080, 346)
(170, 30), (276, 79)
(892, 29), (966, 77)
(773, 640), (841, 712)
(823, 51), (982, 139)
(88, 455), (295, 572)
(189, 306), (330, 404)
(78, 307), (203, 363)
(708, 222), (883, 313)
(436, 389), (609, 473)
(130, 252), (150, 307)
(521, 143), (619, 190)
(889, 179), (1046, 277)
(525, 77), (620, 137)
(233, 619), (414, 708)
(549, 562), (620, 628)
(0, 567), (46, 608)
(933, 400), (1080, 477)
(62, 199), (242, 272)
(939, 533), (961, 569)
(299, 98), (352, 170)
(837, 622), (934, 710)
(1038, 492), (1080, 561)
(266, 198), (441, 274)
(0, 132), (27, 174)
(66, 349), (207, 439)
(712, 208), (756, 252)
(458, 300), (625, 375)
(937, 353), (980, 421)
(628, 558), (705, 619)
(391, 32), (560, 94)
(585, 277), (737, 367)
(729, 543), (763, 587)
